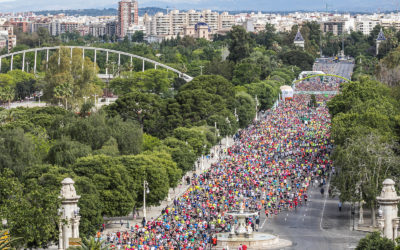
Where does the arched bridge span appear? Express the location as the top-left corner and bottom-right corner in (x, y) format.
(0, 46), (193, 82)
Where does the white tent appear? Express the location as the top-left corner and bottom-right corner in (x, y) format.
(280, 85), (294, 101)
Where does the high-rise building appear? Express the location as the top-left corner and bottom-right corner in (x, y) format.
(131, 0), (139, 25)
(118, 0), (132, 37)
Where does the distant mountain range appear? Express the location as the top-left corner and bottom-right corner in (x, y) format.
(34, 7), (168, 17)
(33, 7), (380, 17)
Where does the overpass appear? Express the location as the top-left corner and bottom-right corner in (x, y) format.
(0, 46), (193, 82)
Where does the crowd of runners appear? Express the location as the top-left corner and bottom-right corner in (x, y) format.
(97, 60), (349, 249)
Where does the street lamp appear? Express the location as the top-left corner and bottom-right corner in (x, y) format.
(234, 108), (239, 122)
(255, 95), (259, 121)
(199, 65), (204, 75)
(226, 117), (231, 147)
(143, 180), (150, 220)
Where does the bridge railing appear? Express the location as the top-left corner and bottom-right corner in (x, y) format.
(0, 46), (193, 82)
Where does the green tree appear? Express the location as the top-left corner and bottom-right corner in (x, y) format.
(106, 90), (163, 135)
(118, 154), (171, 206)
(0, 128), (39, 177)
(356, 232), (395, 250)
(332, 133), (400, 226)
(0, 87), (15, 107)
(161, 137), (197, 173)
(47, 137), (92, 167)
(279, 50), (315, 71)
(228, 26), (252, 63)
(232, 62), (261, 85)
(234, 92), (256, 128)
(73, 155), (135, 217)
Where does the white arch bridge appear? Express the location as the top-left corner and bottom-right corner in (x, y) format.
(0, 46), (193, 82)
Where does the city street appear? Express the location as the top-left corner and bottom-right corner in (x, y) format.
(260, 182), (366, 250)
(257, 59), (364, 250)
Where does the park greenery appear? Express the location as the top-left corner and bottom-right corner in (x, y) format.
(328, 25), (400, 229)
(0, 24), (308, 248)
(1, 20), (399, 248)
(356, 232), (400, 250)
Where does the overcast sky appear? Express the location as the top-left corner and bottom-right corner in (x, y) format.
(0, 0), (397, 12)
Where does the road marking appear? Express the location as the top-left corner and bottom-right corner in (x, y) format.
(260, 218), (267, 229)
(320, 175), (331, 231)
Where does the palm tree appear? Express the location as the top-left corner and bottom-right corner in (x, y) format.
(0, 87), (15, 108)
(54, 82), (73, 109)
(0, 229), (20, 250)
(69, 236), (108, 250)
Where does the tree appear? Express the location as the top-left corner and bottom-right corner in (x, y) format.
(332, 133), (400, 227)
(71, 236), (108, 250)
(46, 137), (92, 167)
(356, 232), (395, 250)
(107, 115), (143, 155)
(234, 92), (256, 128)
(228, 26), (252, 63)
(279, 50), (315, 71)
(6, 181), (60, 248)
(67, 112), (111, 150)
(0, 128), (39, 178)
(106, 90), (163, 135)
(43, 47), (102, 107)
(142, 133), (162, 151)
(0, 87), (15, 107)
(131, 69), (175, 96)
(244, 80), (279, 110)
(232, 62), (261, 85)
(161, 137), (197, 173)
(118, 154), (171, 206)
(74, 177), (104, 237)
(73, 155), (135, 217)
(131, 31), (144, 43)
(327, 78), (391, 118)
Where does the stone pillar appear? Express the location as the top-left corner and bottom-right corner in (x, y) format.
(34, 50), (37, 74)
(10, 54), (13, 71)
(46, 49), (49, 70)
(58, 178), (81, 250)
(58, 49), (61, 66)
(376, 179), (400, 241)
(94, 50), (97, 71)
(105, 51), (109, 75)
(22, 52), (25, 71)
(82, 49), (85, 70)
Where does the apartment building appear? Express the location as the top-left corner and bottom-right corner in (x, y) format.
(145, 9), (235, 40)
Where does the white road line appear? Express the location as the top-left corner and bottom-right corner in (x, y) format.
(319, 175), (331, 231)
(260, 218), (267, 229)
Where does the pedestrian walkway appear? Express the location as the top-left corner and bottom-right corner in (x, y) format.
(102, 136), (234, 234)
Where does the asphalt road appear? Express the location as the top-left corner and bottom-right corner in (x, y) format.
(260, 182), (366, 250)
(258, 60), (364, 249)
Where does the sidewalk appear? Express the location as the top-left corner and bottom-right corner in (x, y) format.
(102, 136), (234, 234)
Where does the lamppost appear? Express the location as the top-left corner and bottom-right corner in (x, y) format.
(351, 204), (355, 231)
(226, 117), (231, 147)
(234, 108), (239, 122)
(255, 95), (259, 121)
(92, 94), (98, 107)
(199, 65), (204, 76)
(143, 180), (150, 220)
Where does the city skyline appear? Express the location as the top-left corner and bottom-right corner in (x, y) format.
(0, 0), (399, 13)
